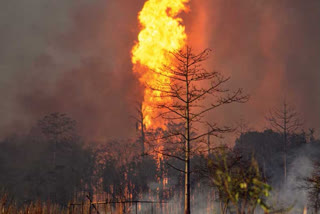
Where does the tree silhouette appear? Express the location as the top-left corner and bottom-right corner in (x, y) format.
(133, 102), (147, 155)
(146, 46), (249, 214)
(266, 100), (302, 182)
(38, 112), (76, 168)
(37, 112), (77, 203)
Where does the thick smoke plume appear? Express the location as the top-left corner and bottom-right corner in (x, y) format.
(195, 0), (320, 133)
(0, 0), (319, 141)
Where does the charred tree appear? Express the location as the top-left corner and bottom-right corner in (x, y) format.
(147, 46), (249, 214)
(266, 100), (302, 183)
(135, 103), (146, 155)
(38, 112), (76, 202)
(38, 112), (76, 168)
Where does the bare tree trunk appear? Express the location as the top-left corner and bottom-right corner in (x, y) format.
(145, 47), (248, 214)
(184, 135), (190, 214)
(184, 56), (191, 214)
(53, 138), (57, 203)
(140, 120), (145, 155)
(139, 104), (145, 155)
(266, 100), (302, 184)
(283, 152), (287, 183)
(283, 102), (287, 184)
(53, 140), (56, 168)
(207, 128), (211, 156)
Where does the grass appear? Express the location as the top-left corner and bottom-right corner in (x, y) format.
(0, 194), (69, 214)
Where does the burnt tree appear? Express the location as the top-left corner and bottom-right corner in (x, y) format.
(38, 112), (76, 168)
(134, 102), (147, 155)
(38, 112), (77, 202)
(148, 46), (248, 214)
(266, 100), (302, 182)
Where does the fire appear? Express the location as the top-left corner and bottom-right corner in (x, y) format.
(132, 0), (189, 129)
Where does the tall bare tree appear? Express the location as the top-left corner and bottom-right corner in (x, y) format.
(134, 102), (146, 155)
(147, 46), (249, 214)
(266, 100), (302, 182)
(38, 112), (76, 168)
(235, 117), (251, 138)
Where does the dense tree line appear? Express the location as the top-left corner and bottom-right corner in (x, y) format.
(0, 112), (319, 214)
(0, 113), (96, 205)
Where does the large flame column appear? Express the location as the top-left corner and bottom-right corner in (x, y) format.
(131, 0), (189, 129)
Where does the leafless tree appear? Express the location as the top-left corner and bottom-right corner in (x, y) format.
(38, 112), (76, 168)
(133, 102), (147, 155)
(235, 117), (252, 138)
(266, 100), (302, 182)
(146, 46), (249, 214)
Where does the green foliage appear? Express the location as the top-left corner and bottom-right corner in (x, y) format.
(206, 148), (272, 214)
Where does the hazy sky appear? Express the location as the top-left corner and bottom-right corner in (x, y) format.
(0, 0), (319, 141)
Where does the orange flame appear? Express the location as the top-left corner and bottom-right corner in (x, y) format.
(132, 0), (189, 129)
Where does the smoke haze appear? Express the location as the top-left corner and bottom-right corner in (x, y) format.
(0, 0), (319, 141)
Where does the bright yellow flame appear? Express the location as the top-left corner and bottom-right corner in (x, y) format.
(132, 0), (189, 129)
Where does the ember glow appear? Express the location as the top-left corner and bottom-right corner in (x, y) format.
(131, 0), (189, 129)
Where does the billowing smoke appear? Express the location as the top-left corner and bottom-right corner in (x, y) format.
(0, 0), (145, 140)
(270, 141), (320, 211)
(192, 0), (320, 133)
(0, 0), (319, 141)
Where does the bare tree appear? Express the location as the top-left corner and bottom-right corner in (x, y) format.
(235, 117), (251, 138)
(38, 112), (76, 168)
(266, 100), (302, 182)
(134, 102), (146, 155)
(146, 46), (249, 214)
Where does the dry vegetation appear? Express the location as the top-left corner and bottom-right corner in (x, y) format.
(0, 194), (68, 214)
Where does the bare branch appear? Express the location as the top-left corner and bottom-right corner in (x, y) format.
(166, 162), (186, 173)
